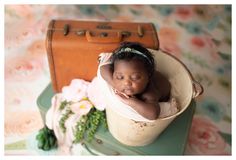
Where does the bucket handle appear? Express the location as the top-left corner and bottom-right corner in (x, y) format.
(192, 80), (204, 98)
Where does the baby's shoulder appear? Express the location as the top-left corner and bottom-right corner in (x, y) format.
(153, 71), (168, 82)
(150, 71), (171, 101)
(153, 71), (170, 88)
(139, 89), (160, 103)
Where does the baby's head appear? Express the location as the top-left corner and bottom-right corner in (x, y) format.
(111, 42), (155, 96)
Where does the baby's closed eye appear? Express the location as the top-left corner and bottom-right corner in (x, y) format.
(116, 75), (123, 80)
(130, 75), (141, 81)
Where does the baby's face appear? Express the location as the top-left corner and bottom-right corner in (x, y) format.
(113, 59), (149, 96)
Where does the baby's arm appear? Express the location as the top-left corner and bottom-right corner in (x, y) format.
(100, 64), (114, 87)
(116, 94), (160, 120)
(99, 53), (115, 87)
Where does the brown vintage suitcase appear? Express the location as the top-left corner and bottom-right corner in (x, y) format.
(46, 20), (159, 92)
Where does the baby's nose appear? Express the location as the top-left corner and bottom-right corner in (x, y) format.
(124, 79), (132, 86)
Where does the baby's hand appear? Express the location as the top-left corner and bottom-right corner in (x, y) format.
(98, 53), (112, 64)
(114, 89), (130, 99)
(114, 90), (134, 105)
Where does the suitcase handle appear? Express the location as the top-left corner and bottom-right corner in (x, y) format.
(86, 31), (122, 43)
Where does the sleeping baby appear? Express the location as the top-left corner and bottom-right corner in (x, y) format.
(98, 42), (179, 120)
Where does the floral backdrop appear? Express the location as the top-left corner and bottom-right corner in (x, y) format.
(4, 5), (231, 155)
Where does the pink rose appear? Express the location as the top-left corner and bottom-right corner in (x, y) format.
(186, 116), (227, 155)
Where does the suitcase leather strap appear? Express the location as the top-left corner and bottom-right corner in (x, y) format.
(48, 23), (147, 44)
(86, 30), (122, 43)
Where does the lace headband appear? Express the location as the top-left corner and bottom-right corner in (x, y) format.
(115, 47), (152, 64)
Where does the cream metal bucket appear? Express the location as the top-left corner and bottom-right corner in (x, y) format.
(106, 49), (203, 146)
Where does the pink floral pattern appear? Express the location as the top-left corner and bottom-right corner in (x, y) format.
(175, 6), (193, 20)
(159, 27), (182, 57)
(186, 116), (228, 155)
(191, 36), (206, 49)
(5, 110), (43, 136)
(5, 56), (44, 82)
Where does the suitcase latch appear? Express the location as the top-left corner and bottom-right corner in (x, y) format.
(76, 30), (86, 36)
(138, 25), (144, 37)
(63, 24), (70, 36)
(121, 31), (131, 37)
(100, 32), (108, 37)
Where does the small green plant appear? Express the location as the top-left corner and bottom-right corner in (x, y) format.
(59, 100), (70, 110)
(59, 108), (74, 133)
(36, 126), (57, 151)
(36, 100), (107, 151)
(74, 108), (108, 143)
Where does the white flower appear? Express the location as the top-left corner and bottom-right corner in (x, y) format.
(70, 100), (93, 116)
(62, 79), (90, 102)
